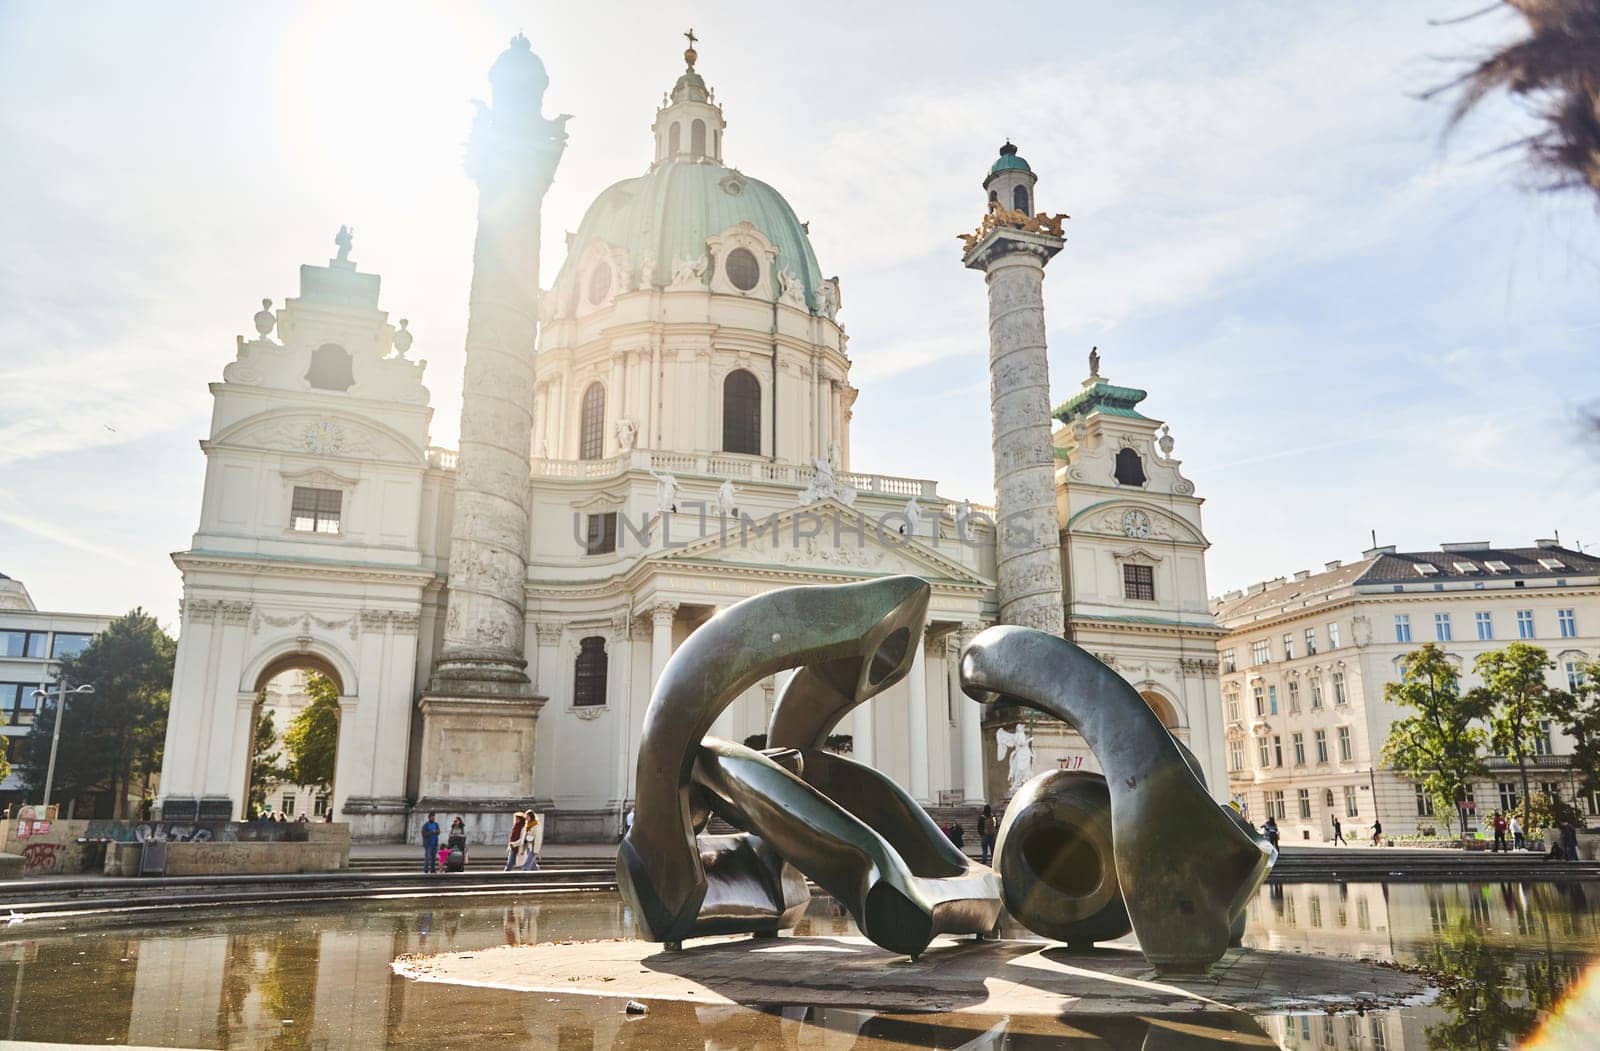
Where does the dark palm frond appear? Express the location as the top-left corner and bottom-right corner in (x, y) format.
(1429, 1), (1600, 198)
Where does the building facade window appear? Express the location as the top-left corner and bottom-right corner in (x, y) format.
(1517, 609), (1535, 639)
(1273, 735), (1284, 767)
(1298, 788), (1312, 819)
(1113, 447), (1146, 486)
(1435, 612), (1452, 642)
(1292, 732), (1305, 766)
(1559, 609), (1577, 639)
(305, 343), (355, 391)
(1287, 679), (1301, 712)
(1310, 676), (1324, 709)
(1498, 782), (1519, 812)
(1567, 660), (1588, 692)
(1253, 685), (1266, 717)
(1344, 785), (1359, 818)
(1327, 623), (1341, 649)
(1122, 564), (1155, 602)
(1221, 648), (1237, 673)
(1415, 783), (1435, 816)
(690, 118), (707, 157)
(724, 247), (761, 292)
(1251, 639), (1271, 665)
(1268, 685), (1279, 715)
(1229, 740), (1245, 772)
(49, 632), (93, 659)
(573, 636), (609, 707)
(1535, 719), (1553, 757)
(1333, 671), (1347, 706)
(1305, 627), (1318, 655)
(584, 513), (618, 555)
(1394, 614), (1412, 643)
(1265, 790), (1286, 819)
(1011, 184), (1030, 213)
(578, 382), (606, 460)
(0, 631), (47, 659)
(290, 486), (342, 534)
(1282, 633), (1295, 660)
(1337, 726), (1353, 762)
(1257, 739), (1271, 769)
(1225, 689), (1241, 722)
(721, 369), (762, 454)
(1315, 729), (1329, 763)
(0, 683), (38, 726)
(1476, 611), (1494, 640)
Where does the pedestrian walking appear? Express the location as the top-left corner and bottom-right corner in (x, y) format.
(1263, 816), (1280, 849)
(504, 811), (527, 871)
(1370, 819), (1382, 847)
(978, 804), (998, 865)
(1510, 814), (1524, 851)
(519, 810), (542, 871)
(420, 812), (440, 874)
(1331, 816), (1346, 845)
(1492, 811), (1508, 853)
(1561, 820), (1580, 862)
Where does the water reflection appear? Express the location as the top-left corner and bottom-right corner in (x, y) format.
(0, 883), (1593, 1049)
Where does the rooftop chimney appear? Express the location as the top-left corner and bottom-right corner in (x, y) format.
(1362, 545), (1397, 558)
(1324, 560), (1343, 572)
(1293, 570), (1311, 582)
(1535, 538), (1561, 550)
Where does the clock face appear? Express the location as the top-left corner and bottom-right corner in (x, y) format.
(1122, 509), (1152, 539)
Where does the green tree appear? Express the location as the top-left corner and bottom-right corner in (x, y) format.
(1548, 657), (1600, 805)
(1381, 644), (1491, 837)
(283, 671), (340, 795)
(19, 608), (175, 817)
(1471, 642), (1561, 833)
(247, 707), (288, 812)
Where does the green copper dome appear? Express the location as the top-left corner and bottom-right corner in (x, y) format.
(555, 160), (825, 310)
(987, 141), (1032, 180)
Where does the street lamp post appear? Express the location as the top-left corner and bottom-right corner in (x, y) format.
(31, 677), (94, 812)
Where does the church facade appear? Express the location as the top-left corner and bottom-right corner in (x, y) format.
(157, 38), (1225, 842)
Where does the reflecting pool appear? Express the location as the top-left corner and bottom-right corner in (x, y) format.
(0, 881), (1595, 1049)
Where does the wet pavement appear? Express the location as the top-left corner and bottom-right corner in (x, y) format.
(0, 879), (1595, 1048)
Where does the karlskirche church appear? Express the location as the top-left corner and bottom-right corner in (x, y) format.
(157, 35), (1225, 842)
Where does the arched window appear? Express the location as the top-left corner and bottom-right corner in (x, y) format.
(691, 119), (707, 158)
(578, 382), (606, 460)
(722, 369), (761, 454)
(988, 189), (998, 204)
(1012, 184), (1031, 213)
(306, 344), (355, 391)
(668, 122), (681, 156)
(573, 636), (608, 707)
(1114, 447), (1146, 486)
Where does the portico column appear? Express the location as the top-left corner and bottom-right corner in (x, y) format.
(331, 695), (361, 821)
(855, 699), (876, 767)
(956, 621), (986, 804)
(908, 631), (930, 802)
(649, 602), (678, 692)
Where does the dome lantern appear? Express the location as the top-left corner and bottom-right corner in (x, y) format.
(983, 140), (1039, 215)
(652, 29), (726, 165)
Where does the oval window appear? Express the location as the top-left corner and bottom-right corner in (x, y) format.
(588, 262), (612, 304)
(725, 248), (760, 292)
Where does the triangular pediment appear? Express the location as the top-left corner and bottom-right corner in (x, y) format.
(651, 499), (992, 587)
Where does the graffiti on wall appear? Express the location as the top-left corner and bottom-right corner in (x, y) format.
(20, 841), (63, 875)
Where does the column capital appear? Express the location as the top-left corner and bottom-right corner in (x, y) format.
(648, 602), (679, 629)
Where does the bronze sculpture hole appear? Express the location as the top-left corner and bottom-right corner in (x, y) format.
(867, 627), (910, 685)
(1021, 823), (1103, 899)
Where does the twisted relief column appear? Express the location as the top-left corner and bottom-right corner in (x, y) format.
(417, 35), (568, 841)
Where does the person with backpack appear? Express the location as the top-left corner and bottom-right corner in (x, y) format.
(978, 804), (999, 864)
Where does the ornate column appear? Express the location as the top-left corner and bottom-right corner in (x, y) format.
(955, 622), (986, 803)
(648, 602), (678, 687)
(908, 630), (930, 802)
(417, 36), (568, 839)
(961, 143), (1066, 636)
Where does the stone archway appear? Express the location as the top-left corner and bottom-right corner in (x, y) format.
(1139, 689), (1182, 731)
(245, 651), (351, 823)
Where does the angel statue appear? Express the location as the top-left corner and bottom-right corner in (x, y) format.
(649, 469), (679, 514)
(615, 417), (638, 452)
(715, 478), (738, 519)
(995, 723), (1035, 793)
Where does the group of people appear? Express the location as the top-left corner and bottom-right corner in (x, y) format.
(419, 810), (543, 873)
(1490, 809), (1585, 860)
(1489, 810), (1526, 852)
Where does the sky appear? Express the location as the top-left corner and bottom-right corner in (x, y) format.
(2, 1), (1598, 627)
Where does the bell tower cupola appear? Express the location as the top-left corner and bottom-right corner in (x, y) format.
(984, 141), (1038, 214)
(651, 29), (726, 165)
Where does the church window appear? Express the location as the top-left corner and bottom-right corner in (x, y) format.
(1122, 563), (1155, 601)
(573, 636), (609, 706)
(306, 344), (355, 392)
(587, 262), (612, 305)
(725, 248), (760, 292)
(1012, 184), (1030, 213)
(668, 122), (681, 156)
(579, 382), (606, 460)
(988, 189), (998, 204)
(691, 119), (707, 158)
(722, 369), (761, 454)
(1113, 447), (1146, 486)
(290, 486), (341, 534)
(584, 513), (617, 555)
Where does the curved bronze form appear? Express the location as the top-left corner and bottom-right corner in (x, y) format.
(962, 625), (1273, 972)
(619, 576), (933, 946)
(992, 769), (1131, 947)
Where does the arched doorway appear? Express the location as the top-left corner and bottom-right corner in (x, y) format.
(1139, 689), (1182, 731)
(246, 654), (346, 822)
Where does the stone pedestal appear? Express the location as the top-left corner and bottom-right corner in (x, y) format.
(411, 694), (548, 844)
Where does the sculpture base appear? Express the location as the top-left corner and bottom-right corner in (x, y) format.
(393, 935), (1433, 1017)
